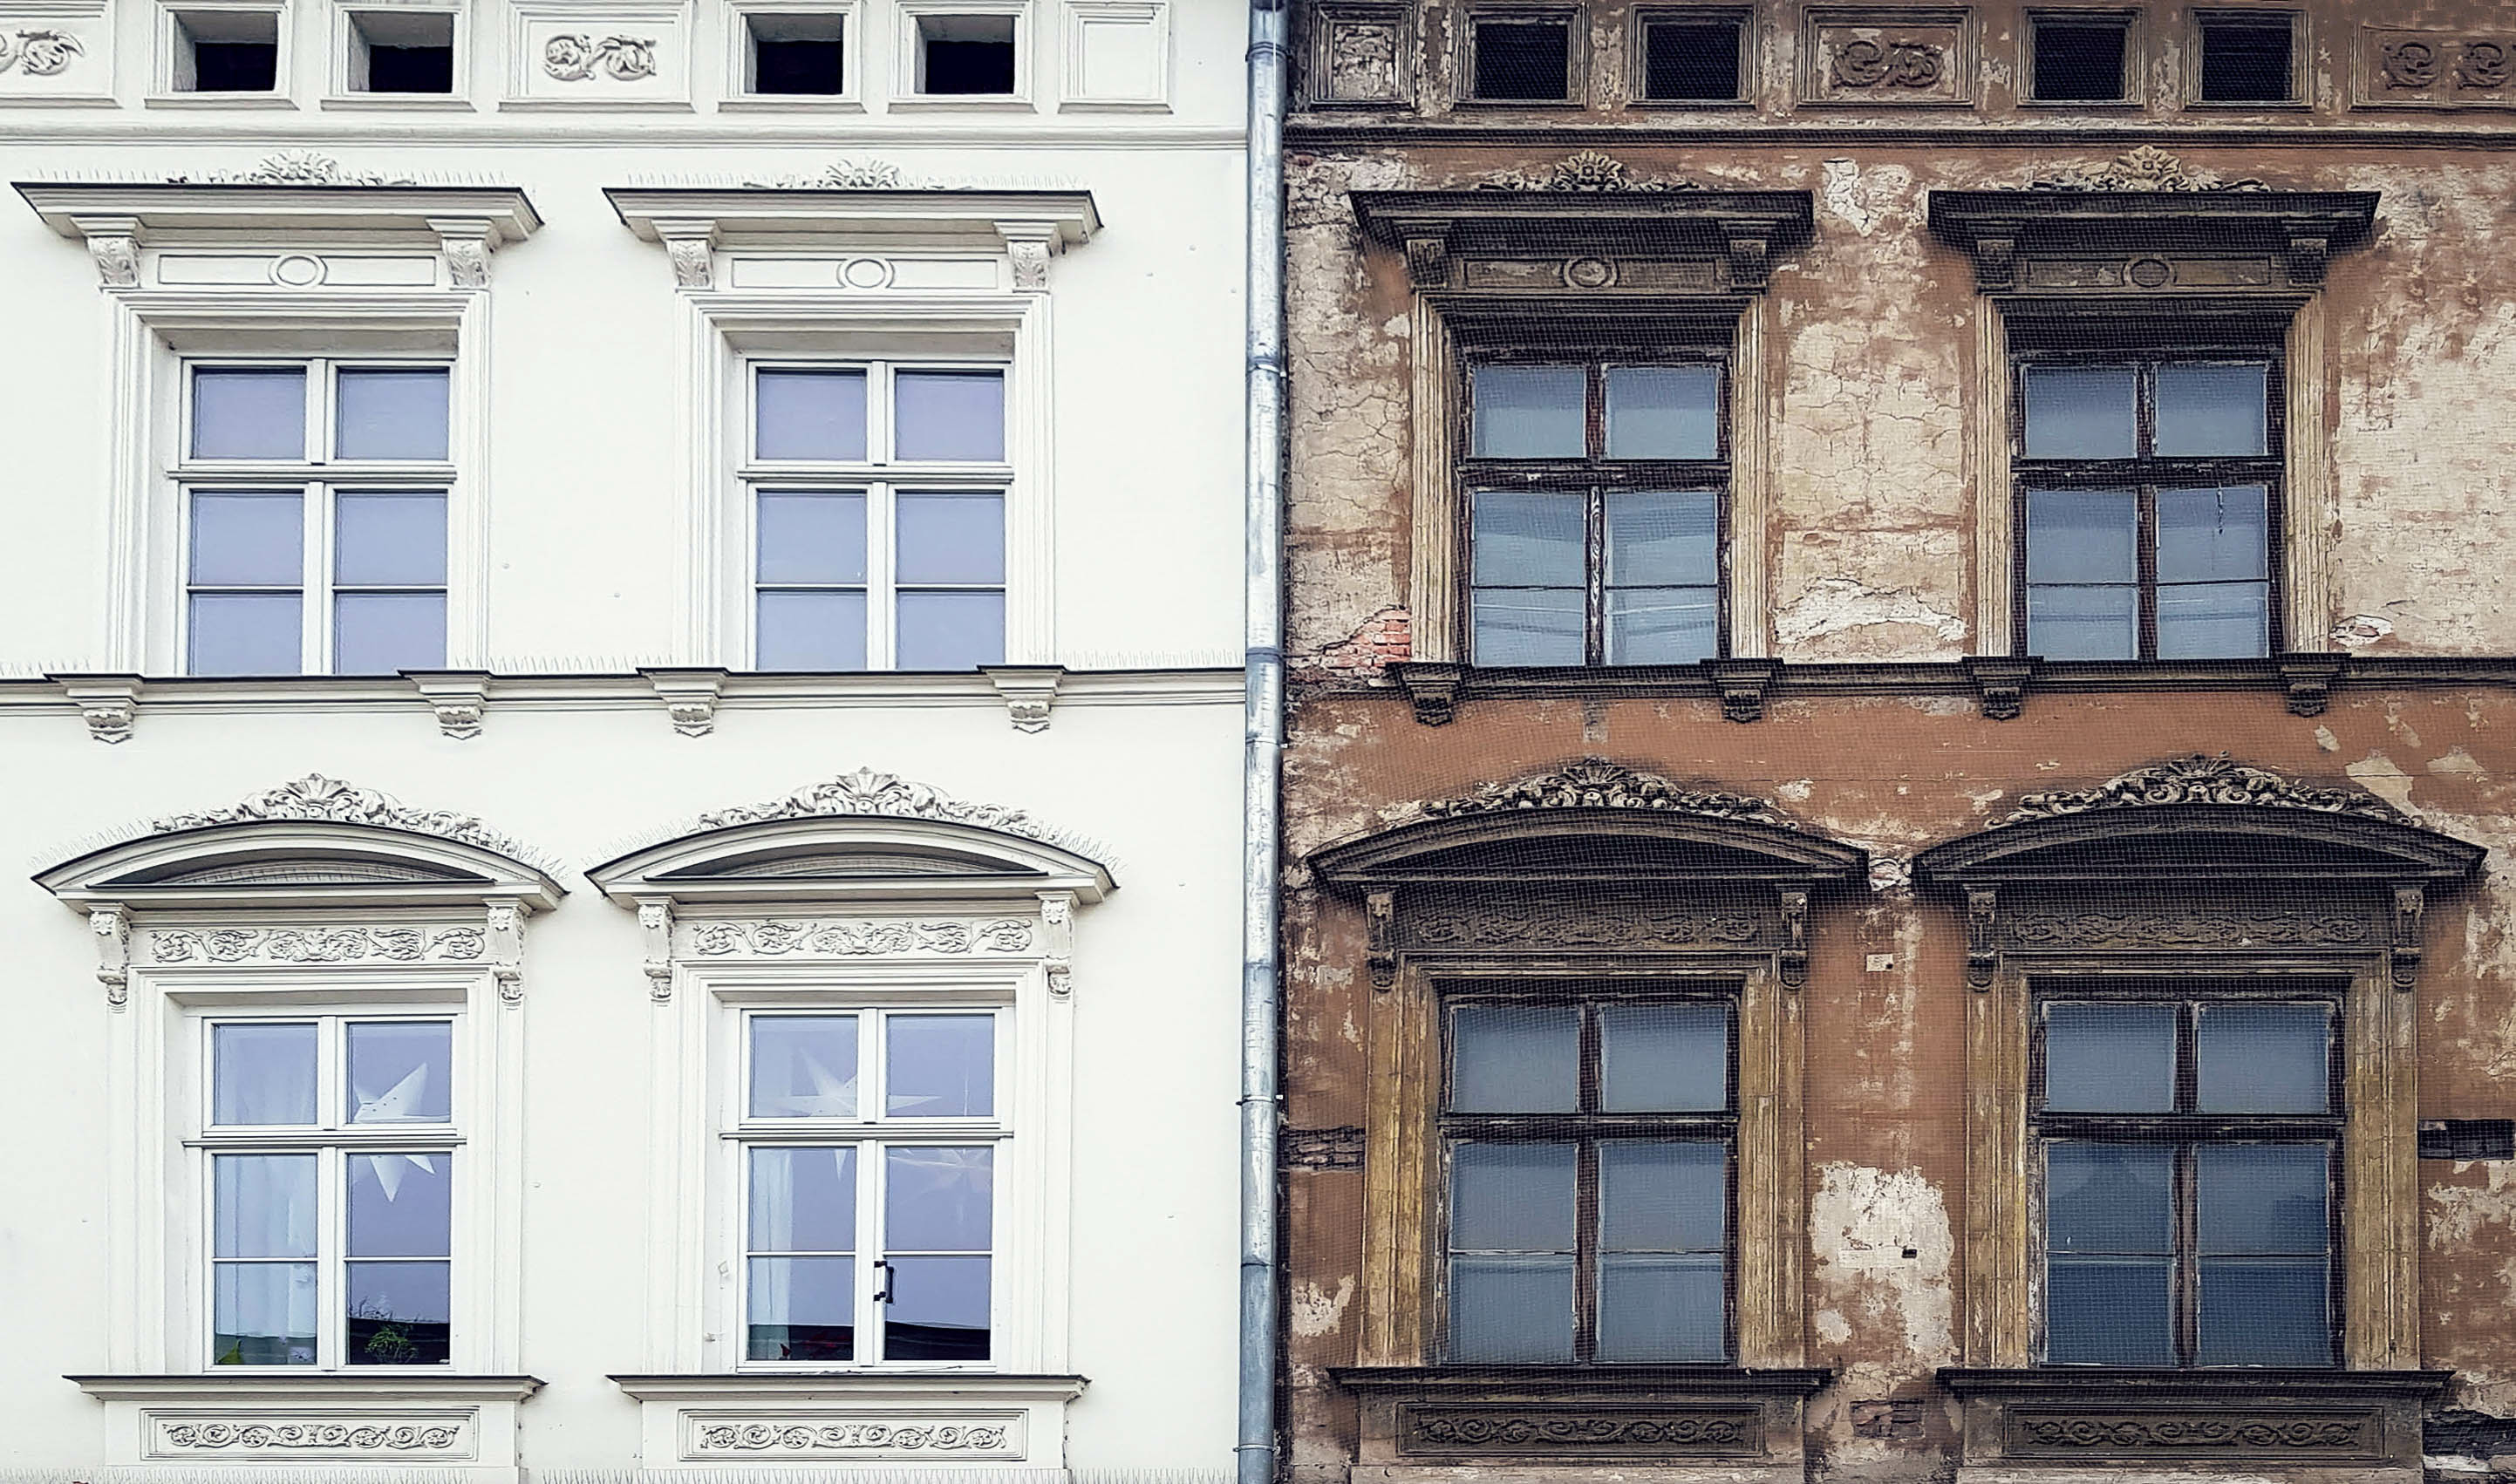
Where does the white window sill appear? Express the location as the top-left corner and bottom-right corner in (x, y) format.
(717, 95), (868, 112)
(609, 1373), (1088, 1468)
(320, 94), (480, 111)
(70, 1373), (541, 1477)
(144, 93), (303, 109)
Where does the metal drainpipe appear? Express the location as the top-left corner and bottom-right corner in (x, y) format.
(1240, 0), (1288, 1483)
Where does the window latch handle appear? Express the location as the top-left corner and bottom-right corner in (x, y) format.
(873, 1259), (894, 1304)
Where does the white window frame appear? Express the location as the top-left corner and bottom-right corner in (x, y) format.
(174, 354), (457, 677)
(188, 1001), (470, 1372)
(724, 998), (1014, 1370)
(891, 0), (1033, 109)
(326, 0), (473, 109)
(740, 356), (1014, 671)
(721, 0), (863, 108)
(152, 0), (295, 106)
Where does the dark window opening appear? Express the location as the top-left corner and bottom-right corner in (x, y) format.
(2421, 1120), (2516, 1161)
(2031, 17), (2129, 101)
(1472, 18), (1571, 101)
(174, 11), (281, 92)
(366, 44), (453, 92)
(349, 11), (459, 94)
(756, 37), (844, 92)
(1640, 17), (1742, 100)
(917, 14), (1016, 95)
(2197, 13), (2294, 102)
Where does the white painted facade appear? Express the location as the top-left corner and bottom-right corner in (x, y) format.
(0, 1), (1247, 1476)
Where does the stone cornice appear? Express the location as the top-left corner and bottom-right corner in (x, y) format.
(70, 1373), (546, 1401)
(1351, 176), (1812, 290)
(14, 180), (541, 243)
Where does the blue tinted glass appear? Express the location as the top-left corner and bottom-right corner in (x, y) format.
(2026, 489), (2138, 582)
(1604, 365), (1718, 459)
(757, 369), (869, 460)
(1599, 1140), (1724, 1251)
(2022, 364), (2137, 458)
(758, 493), (867, 585)
(1599, 1003), (1726, 1112)
(193, 369), (306, 459)
(1450, 1141), (1576, 1251)
(2047, 1256), (2172, 1365)
(2196, 1003), (2329, 1113)
(335, 369), (450, 460)
(2155, 362), (2268, 456)
(2048, 1141), (2172, 1254)
(336, 494), (447, 586)
(2197, 1257), (2329, 1365)
(756, 590), (867, 671)
(1449, 1256), (1575, 1361)
(2197, 1143), (2328, 1255)
(896, 591), (1005, 669)
(1472, 365), (1585, 457)
(1450, 1004), (1578, 1113)
(894, 371), (1005, 461)
(2044, 1003), (2175, 1112)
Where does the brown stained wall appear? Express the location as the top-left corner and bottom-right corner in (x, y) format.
(1279, 690), (2516, 1482)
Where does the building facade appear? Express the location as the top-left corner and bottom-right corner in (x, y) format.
(0, 0), (1248, 1477)
(1278, 3), (2516, 1483)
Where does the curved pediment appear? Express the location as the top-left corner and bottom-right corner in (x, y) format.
(1312, 760), (1868, 888)
(1915, 755), (2485, 887)
(590, 769), (1115, 906)
(38, 775), (564, 912)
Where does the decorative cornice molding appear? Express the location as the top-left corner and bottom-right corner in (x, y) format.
(152, 773), (543, 861)
(1477, 151), (1699, 193)
(1419, 759), (1794, 829)
(1350, 184), (1813, 292)
(148, 923), (491, 966)
(2026, 146), (2267, 193)
(693, 766), (1083, 850)
(744, 159), (913, 190)
(1999, 753), (2402, 826)
(165, 151), (417, 187)
(683, 916), (1039, 958)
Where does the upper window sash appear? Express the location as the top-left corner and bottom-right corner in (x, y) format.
(180, 359), (456, 474)
(736, 1007), (1009, 1131)
(745, 360), (1011, 474)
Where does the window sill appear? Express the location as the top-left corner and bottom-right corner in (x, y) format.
(1332, 1365), (1831, 1477)
(67, 1374), (542, 1474)
(607, 1374), (1087, 1467)
(1936, 1366), (2447, 1474)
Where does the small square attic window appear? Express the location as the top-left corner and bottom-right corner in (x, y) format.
(1639, 15), (1744, 102)
(748, 11), (847, 94)
(347, 10), (456, 94)
(2029, 14), (2130, 102)
(1470, 15), (1572, 101)
(916, 13), (1016, 95)
(2195, 11), (2296, 103)
(171, 10), (280, 92)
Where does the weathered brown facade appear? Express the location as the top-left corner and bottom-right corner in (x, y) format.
(1278, 3), (2516, 1481)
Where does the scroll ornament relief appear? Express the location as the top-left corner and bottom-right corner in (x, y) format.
(1403, 1408), (1758, 1454)
(149, 925), (489, 965)
(153, 773), (538, 861)
(2377, 36), (2513, 94)
(685, 918), (1036, 957)
(1483, 151), (1698, 194)
(693, 1419), (1013, 1454)
(2008, 1411), (2376, 1455)
(157, 1419), (465, 1453)
(2028, 146), (2266, 194)
(747, 160), (911, 190)
(2004, 909), (2373, 950)
(0, 28), (83, 76)
(695, 766), (1086, 854)
(1831, 37), (1942, 88)
(1407, 902), (1761, 950)
(168, 153), (418, 187)
(543, 33), (658, 81)
(2000, 753), (2399, 825)
(1420, 758), (1792, 828)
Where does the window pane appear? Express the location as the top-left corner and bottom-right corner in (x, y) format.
(897, 590), (1006, 670)
(336, 493), (447, 586)
(1448, 1256), (1575, 1362)
(1600, 1003), (1727, 1112)
(1599, 1140), (1725, 1251)
(335, 368), (450, 460)
(1475, 492), (1584, 585)
(2198, 1257), (2331, 1365)
(884, 1255), (991, 1359)
(757, 369), (869, 460)
(190, 593), (303, 675)
(2157, 582), (2269, 659)
(344, 1260), (450, 1365)
(212, 1022), (317, 1126)
(1449, 1004), (1578, 1113)
(215, 1153), (317, 1258)
(1472, 364), (1585, 457)
(2155, 362), (2268, 457)
(885, 1146), (993, 1251)
(750, 1015), (860, 1119)
(1606, 589), (1719, 665)
(346, 1021), (452, 1124)
(897, 493), (1005, 584)
(1604, 365), (1719, 459)
(334, 592), (447, 674)
(757, 590), (869, 671)
(759, 491), (867, 586)
(2047, 1141), (2172, 1253)
(193, 368), (306, 459)
(2025, 489), (2137, 582)
(1606, 490), (1717, 586)
(1473, 589), (1584, 665)
(2044, 1004), (2175, 1112)
(2198, 1143), (2328, 1255)
(1450, 1141), (1576, 1251)
(2025, 583), (2138, 661)
(214, 1262), (317, 1365)
(895, 371), (1006, 461)
(750, 1147), (857, 1251)
(747, 1255), (855, 1361)
(2046, 1256), (2172, 1365)
(887, 1014), (994, 1118)
(2158, 486), (2268, 582)
(2196, 1003), (2331, 1113)
(192, 492), (304, 586)
(348, 1154), (452, 1258)
(2022, 364), (2137, 459)
(1598, 1254), (1724, 1361)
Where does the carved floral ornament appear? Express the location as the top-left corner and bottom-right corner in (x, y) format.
(151, 773), (541, 861)
(1995, 753), (2402, 827)
(694, 766), (1085, 851)
(166, 153), (418, 187)
(2027, 146), (2266, 194)
(0, 27), (82, 76)
(1480, 151), (1698, 194)
(1418, 759), (1793, 828)
(543, 33), (657, 81)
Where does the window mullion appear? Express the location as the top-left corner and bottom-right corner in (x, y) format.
(308, 480), (334, 674)
(1585, 484), (1606, 666)
(863, 1135), (885, 1365)
(869, 481), (897, 670)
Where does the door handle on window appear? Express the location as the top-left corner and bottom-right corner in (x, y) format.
(873, 1259), (893, 1304)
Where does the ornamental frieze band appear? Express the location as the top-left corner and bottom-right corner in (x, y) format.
(2003, 1408), (2383, 1460)
(2004, 908), (2375, 950)
(153, 1418), (468, 1453)
(1404, 901), (1764, 951)
(147, 925), (488, 965)
(680, 916), (1036, 957)
(1398, 1405), (1762, 1457)
(688, 1418), (1019, 1457)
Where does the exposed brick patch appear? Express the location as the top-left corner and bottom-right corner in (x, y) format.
(1282, 1127), (1366, 1171)
(1294, 607), (1410, 684)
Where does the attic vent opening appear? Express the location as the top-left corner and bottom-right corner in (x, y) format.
(2195, 12), (2294, 103)
(1471, 17), (1572, 101)
(348, 10), (456, 93)
(2030, 17), (2129, 101)
(748, 11), (847, 94)
(172, 9), (280, 92)
(917, 13), (1017, 95)
(1640, 17), (1743, 101)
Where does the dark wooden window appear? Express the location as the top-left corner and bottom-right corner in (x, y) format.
(2194, 10), (2297, 103)
(1467, 12), (1574, 101)
(1440, 989), (1735, 1364)
(1463, 356), (1728, 666)
(2012, 352), (2282, 660)
(2028, 11), (2131, 102)
(2033, 985), (2341, 1368)
(1637, 11), (1746, 101)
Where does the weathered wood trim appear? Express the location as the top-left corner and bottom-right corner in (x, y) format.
(1360, 960), (1439, 1365)
(1971, 299), (2014, 654)
(1734, 963), (1803, 1364)
(2345, 965), (2420, 1368)
(2286, 296), (2335, 651)
(1964, 966), (2033, 1365)
(1408, 297), (1458, 664)
(1729, 296), (1773, 659)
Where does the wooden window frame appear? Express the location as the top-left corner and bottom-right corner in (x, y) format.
(1456, 4), (1585, 106)
(2027, 981), (2345, 1369)
(1627, 7), (1754, 106)
(1435, 984), (1739, 1365)
(2020, 7), (2141, 108)
(1458, 347), (1735, 668)
(2185, 7), (2308, 110)
(2008, 347), (2288, 661)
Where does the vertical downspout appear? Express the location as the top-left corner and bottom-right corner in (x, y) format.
(1240, 0), (1288, 1483)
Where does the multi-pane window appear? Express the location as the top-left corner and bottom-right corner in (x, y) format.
(201, 1018), (456, 1367)
(738, 1009), (1002, 1365)
(1442, 992), (1732, 1364)
(747, 363), (1007, 671)
(2036, 990), (2339, 1367)
(181, 361), (451, 676)
(2015, 355), (2279, 659)
(1465, 357), (1726, 666)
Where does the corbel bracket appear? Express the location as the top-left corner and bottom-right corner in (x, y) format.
(1962, 657), (2035, 721)
(1710, 659), (1778, 724)
(406, 669), (491, 739)
(994, 219), (1061, 291)
(426, 214), (503, 290)
(1039, 890), (1075, 997)
(642, 666), (727, 738)
(1965, 886), (1999, 990)
(1394, 662), (1463, 726)
(1366, 888), (1397, 990)
(1721, 220), (1775, 289)
(636, 897), (674, 1003)
(2283, 222), (2332, 287)
(52, 672), (143, 743)
(651, 217), (719, 292)
(2391, 883), (2424, 992)
(67, 213), (139, 287)
(985, 664), (1064, 733)
(1777, 887), (1810, 989)
(487, 899), (527, 1005)
(91, 903), (132, 1009)
(2280, 652), (2345, 718)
